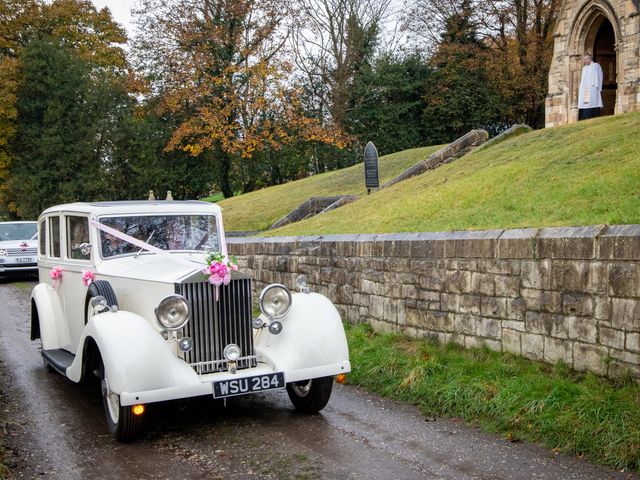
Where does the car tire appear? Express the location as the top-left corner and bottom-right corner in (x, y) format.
(286, 376), (333, 413)
(84, 280), (118, 324)
(99, 361), (143, 442)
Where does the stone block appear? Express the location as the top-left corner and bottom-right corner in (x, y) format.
(522, 333), (544, 360)
(418, 270), (445, 291)
(544, 337), (572, 365)
(599, 327), (625, 350)
(503, 320), (526, 332)
(481, 297), (507, 318)
(454, 314), (476, 335)
(537, 226), (601, 259)
(594, 296), (611, 321)
(476, 317), (502, 339)
(611, 297), (640, 331)
(441, 293), (459, 312)
(598, 225), (640, 260)
(608, 360), (640, 381)
(525, 312), (568, 338)
(444, 230), (502, 258)
(567, 316), (597, 343)
(627, 332), (640, 352)
(482, 259), (521, 276)
(521, 260), (551, 289)
(459, 295), (481, 315)
(401, 284), (419, 300)
(551, 261), (589, 291)
(609, 348), (640, 365)
(443, 270), (472, 294)
(607, 262), (640, 297)
(497, 228), (538, 259)
(411, 232), (448, 258)
(471, 272), (496, 296)
(573, 343), (608, 375)
(563, 294), (594, 316)
(506, 297), (526, 320)
(502, 329), (522, 354)
(587, 262), (608, 295)
(494, 275), (520, 298)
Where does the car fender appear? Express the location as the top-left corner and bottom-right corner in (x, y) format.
(66, 310), (199, 395)
(31, 283), (70, 350)
(254, 292), (350, 374)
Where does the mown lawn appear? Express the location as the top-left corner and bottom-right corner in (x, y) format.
(218, 145), (442, 231)
(266, 112), (640, 236)
(346, 323), (640, 472)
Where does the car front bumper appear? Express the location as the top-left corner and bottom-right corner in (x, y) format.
(118, 360), (351, 406)
(0, 259), (38, 273)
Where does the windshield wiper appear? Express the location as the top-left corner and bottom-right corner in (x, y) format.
(135, 230), (156, 258)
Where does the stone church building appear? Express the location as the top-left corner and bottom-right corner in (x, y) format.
(546, 0), (640, 126)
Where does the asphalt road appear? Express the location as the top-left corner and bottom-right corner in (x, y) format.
(0, 278), (636, 480)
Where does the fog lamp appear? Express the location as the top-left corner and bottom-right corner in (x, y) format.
(252, 317), (265, 329)
(268, 321), (283, 335)
(223, 344), (241, 362)
(259, 284), (292, 319)
(155, 295), (190, 331)
(132, 404), (145, 416)
(178, 336), (193, 352)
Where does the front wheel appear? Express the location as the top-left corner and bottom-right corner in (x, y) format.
(286, 376), (333, 413)
(99, 363), (143, 442)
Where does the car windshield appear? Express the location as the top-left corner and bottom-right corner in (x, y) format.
(0, 223), (37, 241)
(99, 215), (220, 258)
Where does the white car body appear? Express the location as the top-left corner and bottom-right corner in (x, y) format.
(30, 201), (350, 440)
(0, 221), (38, 275)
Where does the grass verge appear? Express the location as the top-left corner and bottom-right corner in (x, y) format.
(345, 323), (640, 472)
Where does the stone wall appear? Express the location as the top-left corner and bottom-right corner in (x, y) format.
(228, 225), (640, 380)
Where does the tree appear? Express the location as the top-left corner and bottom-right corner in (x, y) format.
(422, 0), (506, 143)
(134, 0), (347, 198)
(346, 53), (433, 154)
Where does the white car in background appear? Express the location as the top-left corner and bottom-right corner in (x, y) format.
(30, 201), (350, 441)
(0, 221), (38, 275)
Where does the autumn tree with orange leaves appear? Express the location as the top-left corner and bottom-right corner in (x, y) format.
(134, 0), (348, 198)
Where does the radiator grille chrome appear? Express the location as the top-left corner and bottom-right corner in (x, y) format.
(176, 277), (256, 374)
(6, 248), (37, 257)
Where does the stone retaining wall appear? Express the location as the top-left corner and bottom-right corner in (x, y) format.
(228, 225), (640, 380)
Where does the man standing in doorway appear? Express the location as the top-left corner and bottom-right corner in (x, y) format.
(578, 53), (604, 120)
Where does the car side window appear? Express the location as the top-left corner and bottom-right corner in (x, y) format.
(66, 216), (90, 260)
(49, 216), (61, 258)
(39, 219), (46, 256)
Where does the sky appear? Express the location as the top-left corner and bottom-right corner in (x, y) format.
(90, 0), (138, 37)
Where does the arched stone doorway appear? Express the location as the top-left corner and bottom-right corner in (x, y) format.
(590, 17), (617, 116)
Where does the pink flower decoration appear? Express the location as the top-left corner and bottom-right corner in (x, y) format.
(50, 266), (63, 280)
(82, 270), (96, 287)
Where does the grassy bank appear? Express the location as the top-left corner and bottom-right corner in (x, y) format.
(218, 145), (442, 231)
(345, 323), (640, 472)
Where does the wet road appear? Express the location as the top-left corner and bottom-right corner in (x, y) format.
(0, 279), (636, 480)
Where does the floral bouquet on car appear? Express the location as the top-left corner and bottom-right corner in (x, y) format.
(203, 251), (238, 286)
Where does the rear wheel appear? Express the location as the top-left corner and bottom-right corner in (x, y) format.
(286, 376), (333, 413)
(99, 362), (143, 442)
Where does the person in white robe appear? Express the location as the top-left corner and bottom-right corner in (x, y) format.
(578, 54), (604, 120)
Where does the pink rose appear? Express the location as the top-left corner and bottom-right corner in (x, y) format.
(230, 263), (238, 271)
(50, 266), (63, 280)
(208, 272), (223, 286)
(82, 270), (96, 287)
(222, 272), (231, 285)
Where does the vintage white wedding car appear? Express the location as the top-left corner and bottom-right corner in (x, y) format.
(30, 201), (350, 441)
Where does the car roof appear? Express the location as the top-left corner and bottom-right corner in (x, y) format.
(0, 221), (37, 224)
(39, 200), (222, 217)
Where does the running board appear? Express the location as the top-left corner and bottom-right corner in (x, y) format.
(42, 349), (75, 375)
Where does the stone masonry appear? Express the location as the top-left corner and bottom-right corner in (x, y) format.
(228, 225), (640, 380)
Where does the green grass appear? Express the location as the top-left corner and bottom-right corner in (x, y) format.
(217, 146), (441, 231)
(346, 323), (640, 472)
(263, 112), (640, 236)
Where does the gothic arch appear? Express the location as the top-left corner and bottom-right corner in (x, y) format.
(569, 0), (621, 56)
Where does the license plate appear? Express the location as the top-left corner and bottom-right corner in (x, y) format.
(213, 372), (285, 399)
(16, 257), (35, 263)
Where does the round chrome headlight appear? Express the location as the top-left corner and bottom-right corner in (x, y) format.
(259, 284), (292, 319)
(155, 295), (190, 331)
(223, 344), (241, 361)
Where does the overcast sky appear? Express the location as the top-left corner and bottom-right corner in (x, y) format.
(91, 0), (138, 37)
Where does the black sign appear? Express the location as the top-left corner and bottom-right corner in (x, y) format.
(364, 141), (379, 190)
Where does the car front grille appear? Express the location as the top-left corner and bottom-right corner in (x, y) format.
(6, 248), (37, 257)
(176, 276), (256, 375)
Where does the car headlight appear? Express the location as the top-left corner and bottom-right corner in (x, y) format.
(0, 249), (5, 256)
(155, 295), (190, 330)
(259, 284), (292, 319)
